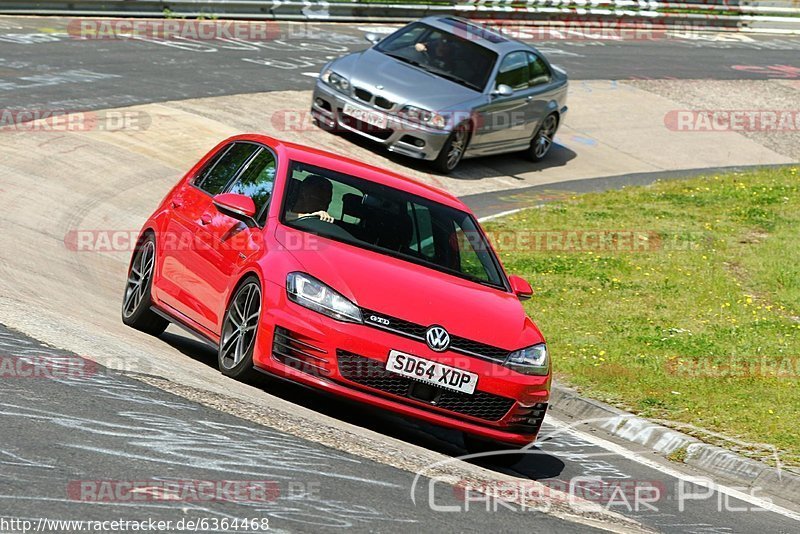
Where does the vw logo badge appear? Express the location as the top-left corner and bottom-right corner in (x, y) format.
(426, 325), (450, 352)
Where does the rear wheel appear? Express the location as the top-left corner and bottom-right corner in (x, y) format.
(121, 233), (168, 336)
(432, 122), (470, 174)
(526, 113), (558, 162)
(218, 276), (262, 380)
(463, 434), (525, 467)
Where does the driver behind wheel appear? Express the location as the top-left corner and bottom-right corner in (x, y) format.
(286, 174), (334, 223)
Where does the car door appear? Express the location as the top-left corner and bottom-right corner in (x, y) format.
(159, 142), (260, 332)
(192, 146), (278, 333)
(471, 51), (534, 152)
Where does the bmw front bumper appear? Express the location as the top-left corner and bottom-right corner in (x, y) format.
(311, 80), (451, 161)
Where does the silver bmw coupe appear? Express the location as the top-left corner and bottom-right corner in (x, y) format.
(310, 16), (569, 173)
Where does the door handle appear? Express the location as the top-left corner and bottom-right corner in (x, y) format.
(200, 213), (212, 225)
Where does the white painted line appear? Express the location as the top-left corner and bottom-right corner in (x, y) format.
(302, 72), (320, 78)
(546, 415), (800, 523)
(477, 208), (524, 223)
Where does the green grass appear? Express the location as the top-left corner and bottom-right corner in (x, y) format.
(484, 166), (800, 465)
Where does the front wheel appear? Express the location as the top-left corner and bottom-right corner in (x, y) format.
(526, 114), (558, 162)
(218, 276), (262, 380)
(121, 233), (168, 336)
(432, 122), (470, 174)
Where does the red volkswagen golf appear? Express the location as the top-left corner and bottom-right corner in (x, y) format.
(122, 134), (550, 453)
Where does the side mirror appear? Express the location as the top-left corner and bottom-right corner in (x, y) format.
(491, 84), (513, 97)
(508, 275), (533, 301)
(213, 193), (257, 222)
(365, 33), (382, 45)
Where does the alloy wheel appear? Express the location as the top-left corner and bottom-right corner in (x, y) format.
(219, 282), (262, 370)
(123, 240), (155, 318)
(446, 126), (468, 170)
(534, 115), (557, 159)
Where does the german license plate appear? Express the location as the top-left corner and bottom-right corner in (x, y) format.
(342, 102), (388, 129)
(385, 350), (477, 395)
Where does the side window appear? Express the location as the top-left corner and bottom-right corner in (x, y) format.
(193, 144), (230, 189)
(195, 143), (259, 196)
(527, 53), (551, 86)
(453, 221), (490, 281)
(495, 51), (529, 91)
(228, 147), (277, 224)
(407, 203), (436, 260)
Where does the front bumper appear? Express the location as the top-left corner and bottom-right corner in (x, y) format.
(311, 81), (450, 161)
(254, 280), (550, 446)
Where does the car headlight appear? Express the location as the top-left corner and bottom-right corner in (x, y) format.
(399, 105), (447, 129)
(320, 68), (350, 94)
(286, 272), (362, 323)
(504, 343), (549, 376)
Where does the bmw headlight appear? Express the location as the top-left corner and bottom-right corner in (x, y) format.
(286, 272), (362, 323)
(320, 68), (350, 94)
(505, 343), (549, 376)
(399, 105), (447, 129)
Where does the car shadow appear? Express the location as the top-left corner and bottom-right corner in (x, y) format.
(332, 128), (577, 181)
(158, 329), (566, 481)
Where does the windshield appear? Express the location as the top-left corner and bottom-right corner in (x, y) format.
(374, 22), (497, 92)
(281, 161), (507, 289)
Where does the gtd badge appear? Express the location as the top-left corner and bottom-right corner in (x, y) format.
(426, 325), (450, 352)
(368, 315), (390, 326)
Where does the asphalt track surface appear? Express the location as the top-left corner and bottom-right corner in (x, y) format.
(0, 17), (799, 112)
(1, 15), (800, 534)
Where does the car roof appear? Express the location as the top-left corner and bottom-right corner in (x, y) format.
(229, 134), (469, 212)
(419, 16), (534, 54)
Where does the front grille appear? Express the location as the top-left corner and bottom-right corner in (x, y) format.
(272, 327), (330, 376)
(338, 113), (394, 140)
(374, 96), (395, 110)
(337, 351), (515, 422)
(353, 87), (373, 103)
(361, 309), (511, 363)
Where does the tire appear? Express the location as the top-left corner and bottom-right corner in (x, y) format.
(527, 113), (558, 162)
(463, 434), (524, 467)
(121, 233), (168, 336)
(218, 276), (262, 380)
(432, 122), (470, 174)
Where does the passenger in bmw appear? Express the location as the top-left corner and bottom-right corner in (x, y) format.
(286, 174), (335, 223)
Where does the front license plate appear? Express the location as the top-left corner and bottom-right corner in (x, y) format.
(385, 350), (477, 395)
(342, 102), (388, 129)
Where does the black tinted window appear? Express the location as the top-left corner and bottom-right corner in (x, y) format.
(528, 53), (551, 86)
(496, 52), (528, 91)
(229, 148), (277, 224)
(196, 143), (258, 195)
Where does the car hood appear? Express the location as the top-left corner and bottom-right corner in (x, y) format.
(331, 49), (481, 112)
(276, 225), (543, 351)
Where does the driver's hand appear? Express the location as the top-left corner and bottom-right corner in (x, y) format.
(414, 42), (428, 53)
(306, 210), (334, 223)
